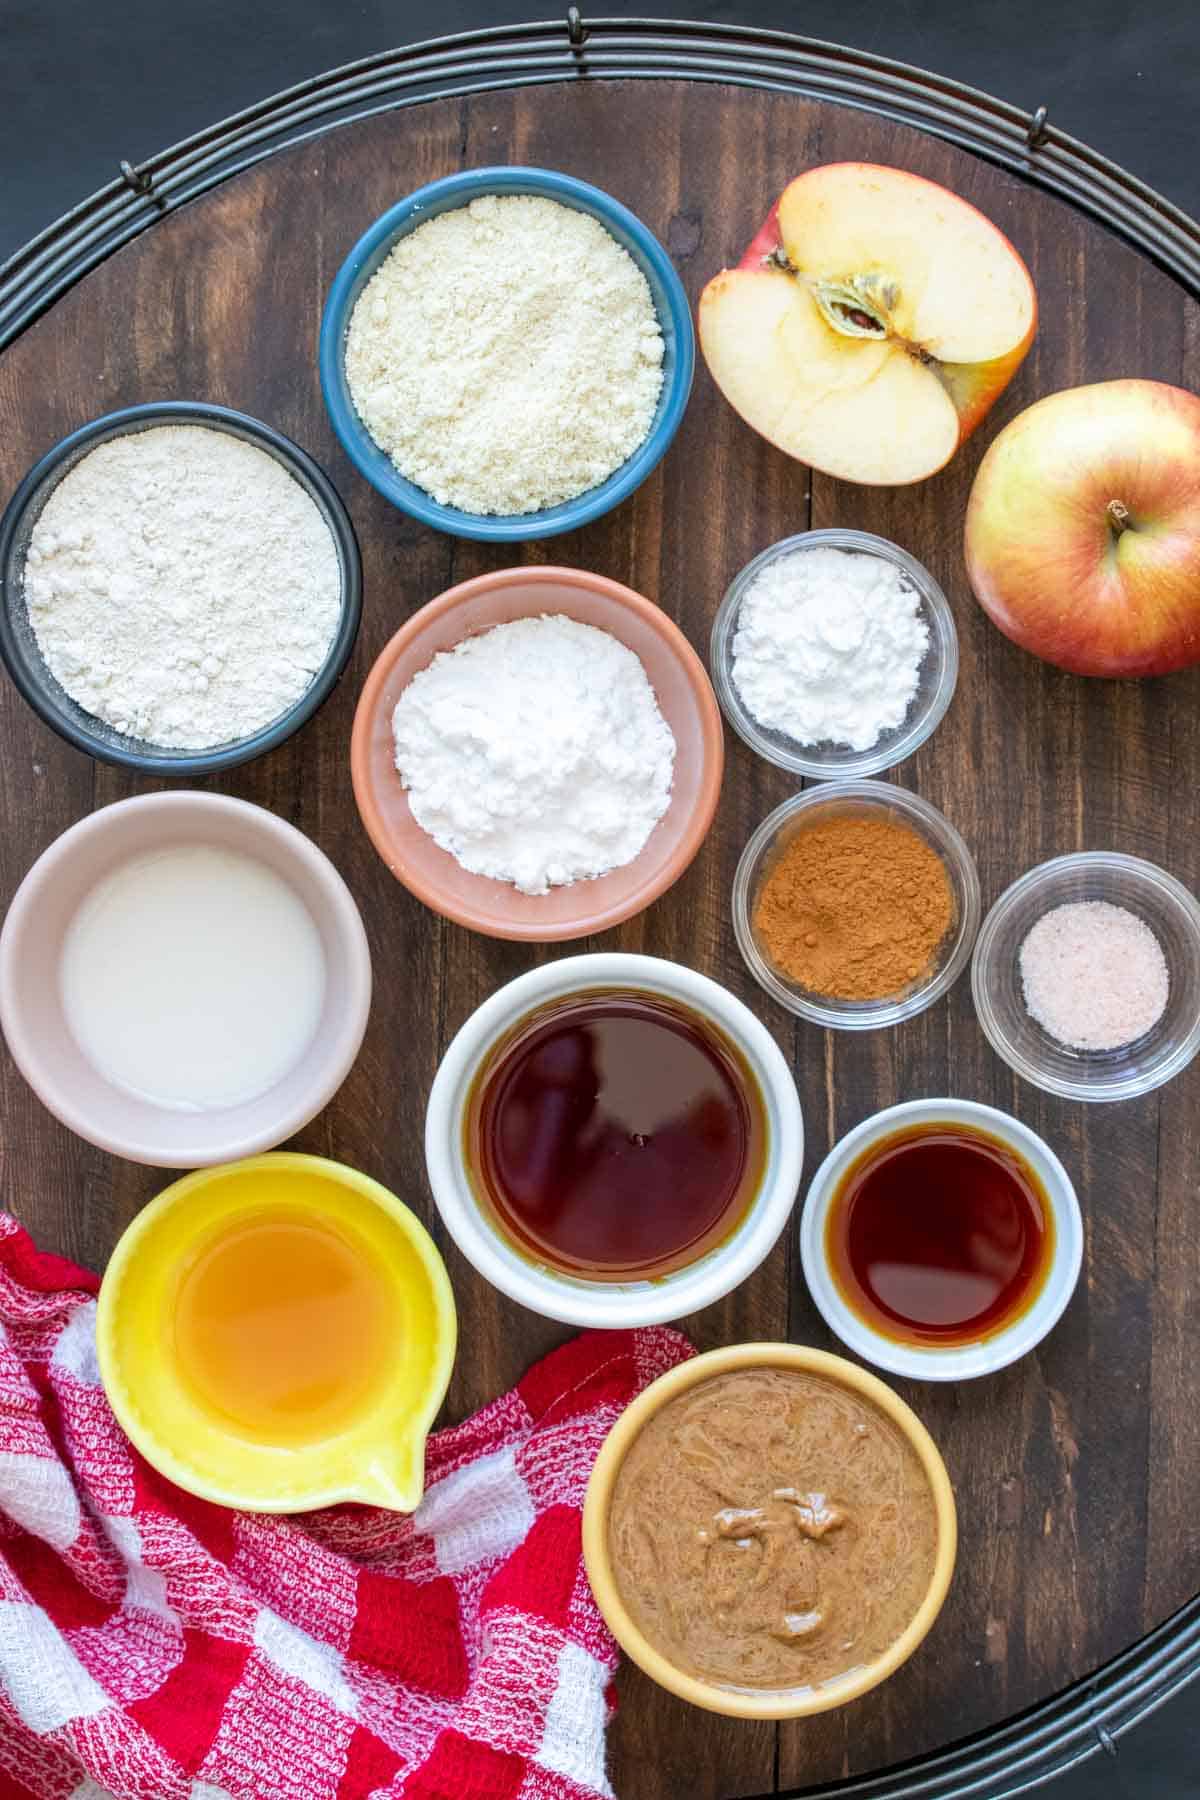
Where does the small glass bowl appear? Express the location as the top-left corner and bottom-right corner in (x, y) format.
(732, 780), (981, 1029)
(710, 529), (958, 780)
(971, 852), (1200, 1102)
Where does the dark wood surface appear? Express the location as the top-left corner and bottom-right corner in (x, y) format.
(0, 79), (1197, 1800)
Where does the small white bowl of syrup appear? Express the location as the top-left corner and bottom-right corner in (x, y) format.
(425, 953), (804, 1327)
(800, 1099), (1082, 1381)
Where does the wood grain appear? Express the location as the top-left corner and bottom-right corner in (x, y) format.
(0, 78), (1197, 1800)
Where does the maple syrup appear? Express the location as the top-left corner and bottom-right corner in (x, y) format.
(826, 1122), (1054, 1346)
(466, 990), (766, 1282)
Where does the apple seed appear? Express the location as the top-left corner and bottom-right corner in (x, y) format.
(812, 280), (889, 340)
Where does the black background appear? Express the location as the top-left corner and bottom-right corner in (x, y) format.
(3, 0), (1198, 261)
(1, 2), (1197, 1796)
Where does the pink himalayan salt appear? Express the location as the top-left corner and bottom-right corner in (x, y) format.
(1018, 900), (1169, 1052)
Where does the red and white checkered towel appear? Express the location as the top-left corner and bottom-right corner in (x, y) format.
(0, 1213), (692, 1800)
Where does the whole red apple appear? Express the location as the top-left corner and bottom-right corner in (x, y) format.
(698, 163), (1037, 486)
(965, 379), (1200, 676)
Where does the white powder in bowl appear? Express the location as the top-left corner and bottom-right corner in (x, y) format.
(344, 194), (664, 516)
(24, 426), (342, 750)
(1018, 900), (1169, 1051)
(391, 614), (675, 895)
(731, 546), (929, 752)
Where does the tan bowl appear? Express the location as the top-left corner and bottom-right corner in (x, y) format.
(582, 1343), (957, 1719)
(0, 792), (371, 1167)
(350, 566), (724, 941)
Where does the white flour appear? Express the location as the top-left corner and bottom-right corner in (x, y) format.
(392, 615), (676, 895)
(731, 546), (929, 752)
(345, 194), (664, 515)
(25, 426), (342, 750)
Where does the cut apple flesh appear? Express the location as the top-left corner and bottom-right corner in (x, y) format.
(776, 166), (1035, 365)
(701, 268), (959, 486)
(699, 162), (1037, 486)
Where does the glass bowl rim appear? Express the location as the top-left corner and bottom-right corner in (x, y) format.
(732, 779), (982, 1028)
(971, 849), (1200, 1101)
(710, 528), (959, 780)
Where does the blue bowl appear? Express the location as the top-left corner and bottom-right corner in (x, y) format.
(0, 403), (362, 776)
(318, 167), (695, 543)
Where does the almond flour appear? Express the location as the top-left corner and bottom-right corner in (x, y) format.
(344, 194), (664, 515)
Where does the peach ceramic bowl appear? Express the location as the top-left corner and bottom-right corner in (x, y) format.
(0, 792), (371, 1167)
(582, 1343), (957, 1719)
(350, 567), (724, 941)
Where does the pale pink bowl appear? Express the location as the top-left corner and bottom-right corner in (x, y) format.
(0, 792), (372, 1167)
(350, 567), (724, 941)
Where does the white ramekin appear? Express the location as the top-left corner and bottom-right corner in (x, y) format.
(0, 792), (371, 1167)
(424, 953), (804, 1326)
(800, 1098), (1082, 1381)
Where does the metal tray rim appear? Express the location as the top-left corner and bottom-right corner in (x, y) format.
(2, 14), (1199, 347)
(1, 14), (1197, 1796)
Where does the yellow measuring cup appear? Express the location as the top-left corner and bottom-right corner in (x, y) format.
(97, 1153), (456, 1513)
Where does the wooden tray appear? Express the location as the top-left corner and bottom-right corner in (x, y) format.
(1, 70), (1198, 1800)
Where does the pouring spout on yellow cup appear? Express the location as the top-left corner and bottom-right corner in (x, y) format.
(96, 1154), (456, 1514)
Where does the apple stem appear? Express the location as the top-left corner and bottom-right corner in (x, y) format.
(1107, 499), (1132, 538)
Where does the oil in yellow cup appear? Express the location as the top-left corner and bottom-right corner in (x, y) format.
(97, 1153), (456, 1513)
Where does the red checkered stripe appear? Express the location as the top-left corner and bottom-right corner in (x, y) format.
(0, 1217), (692, 1800)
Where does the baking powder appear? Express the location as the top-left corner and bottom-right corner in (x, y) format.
(345, 195), (664, 516)
(731, 546), (929, 752)
(25, 426), (341, 750)
(392, 615), (676, 895)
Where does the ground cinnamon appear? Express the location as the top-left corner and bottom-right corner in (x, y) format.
(752, 812), (953, 1000)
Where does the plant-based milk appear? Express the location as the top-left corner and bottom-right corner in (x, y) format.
(60, 844), (326, 1111)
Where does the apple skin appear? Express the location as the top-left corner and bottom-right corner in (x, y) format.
(737, 201), (783, 273)
(964, 379), (1200, 678)
(707, 162), (1037, 485)
(935, 340), (1037, 443)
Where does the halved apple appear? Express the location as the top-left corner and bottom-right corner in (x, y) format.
(698, 163), (1037, 486)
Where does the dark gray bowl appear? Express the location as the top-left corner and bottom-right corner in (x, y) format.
(0, 402), (362, 775)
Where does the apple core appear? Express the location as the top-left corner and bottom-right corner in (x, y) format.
(698, 162), (1037, 486)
